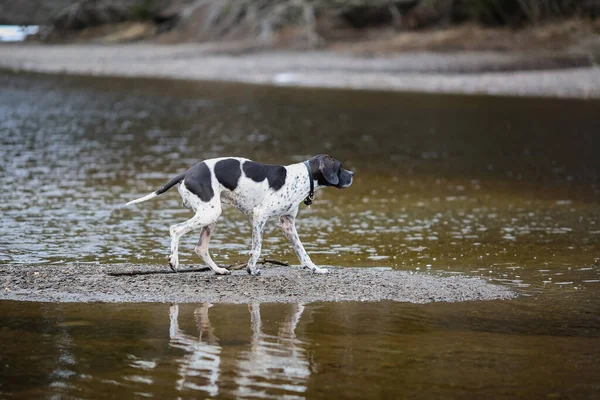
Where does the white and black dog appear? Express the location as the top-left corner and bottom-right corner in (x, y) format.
(126, 154), (354, 276)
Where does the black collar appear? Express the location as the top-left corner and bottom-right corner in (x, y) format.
(303, 161), (315, 206)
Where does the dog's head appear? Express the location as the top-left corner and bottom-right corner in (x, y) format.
(309, 154), (354, 189)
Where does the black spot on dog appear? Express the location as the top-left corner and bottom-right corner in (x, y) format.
(183, 162), (214, 202)
(243, 161), (287, 191)
(215, 158), (241, 191)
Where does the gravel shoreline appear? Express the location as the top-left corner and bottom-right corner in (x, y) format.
(0, 263), (516, 304)
(1, 44), (599, 98)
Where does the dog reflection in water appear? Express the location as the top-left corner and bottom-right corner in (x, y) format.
(168, 303), (309, 397)
(169, 304), (221, 396)
(236, 302), (309, 398)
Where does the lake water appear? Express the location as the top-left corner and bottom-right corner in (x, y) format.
(0, 71), (599, 398)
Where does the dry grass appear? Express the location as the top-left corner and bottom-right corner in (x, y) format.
(43, 21), (156, 43)
(329, 19), (600, 55)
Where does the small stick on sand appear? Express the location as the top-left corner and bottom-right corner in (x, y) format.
(107, 258), (289, 277)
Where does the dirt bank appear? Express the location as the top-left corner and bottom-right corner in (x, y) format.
(0, 263), (516, 304)
(1, 43), (599, 98)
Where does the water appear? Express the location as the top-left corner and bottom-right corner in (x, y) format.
(0, 70), (599, 398)
(0, 26), (39, 42)
(1, 299), (599, 399)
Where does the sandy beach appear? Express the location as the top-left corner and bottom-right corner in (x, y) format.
(1, 43), (599, 98)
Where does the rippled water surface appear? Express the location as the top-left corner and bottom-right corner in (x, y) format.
(0, 71), (599, 398)
(1, 72), (599, 289)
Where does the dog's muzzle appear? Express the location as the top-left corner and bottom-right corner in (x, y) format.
(339, 170), (354, 188)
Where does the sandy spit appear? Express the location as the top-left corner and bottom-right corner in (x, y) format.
(1, 44), (600, 99)
(0, 263), (516, 304)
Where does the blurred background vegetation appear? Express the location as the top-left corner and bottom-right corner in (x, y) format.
(1, 0), (598, 49)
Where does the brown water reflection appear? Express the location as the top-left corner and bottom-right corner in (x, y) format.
(0, 300), (598, 399)
(169, 302), (309, 398)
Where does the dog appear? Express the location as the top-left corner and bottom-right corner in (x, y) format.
(126, 154), (354, 276)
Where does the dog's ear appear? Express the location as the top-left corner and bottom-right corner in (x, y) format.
(319, 157), (340, 186)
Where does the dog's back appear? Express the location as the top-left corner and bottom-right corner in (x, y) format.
(180, 157), (306, 216)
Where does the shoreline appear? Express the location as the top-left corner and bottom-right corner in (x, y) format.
(1, 43), (599, 99)
(0, 264), (516, 304)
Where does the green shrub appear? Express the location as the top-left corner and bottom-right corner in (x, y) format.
(454, 0), (582, 26)
(133, 0), (153, 20)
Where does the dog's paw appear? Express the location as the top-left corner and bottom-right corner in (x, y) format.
(168, 256), (179, 272)
(215, 268), (231, 275)
(246, 267), (261, 276)
(312, 267), (329, 274)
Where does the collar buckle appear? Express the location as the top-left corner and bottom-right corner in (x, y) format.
(304, 193), (314, 207)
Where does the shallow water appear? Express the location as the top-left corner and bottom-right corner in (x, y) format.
(1, 299), (599, 399)
(1, 71), (598, 291)
(0, 71), (599, 398)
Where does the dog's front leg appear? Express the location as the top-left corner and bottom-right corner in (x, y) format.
(279, 214), (329, 274)
(247, 209), (268, 276)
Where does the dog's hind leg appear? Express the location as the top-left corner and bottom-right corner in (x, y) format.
(194, 223), (230, 275)
(169, 205), (221, 272)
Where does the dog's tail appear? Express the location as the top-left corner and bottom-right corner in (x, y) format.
(126, 173), (185, 206)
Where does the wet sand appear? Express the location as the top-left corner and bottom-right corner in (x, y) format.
(1, 43), (599, 98)
(0, 263), (516, 304)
